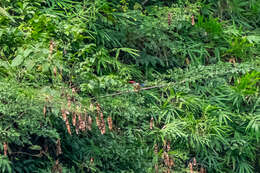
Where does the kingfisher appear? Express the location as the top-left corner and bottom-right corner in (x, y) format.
(128, 81), (145, 91)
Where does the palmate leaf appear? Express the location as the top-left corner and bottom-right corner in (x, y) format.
(0, 156), (12, 173)
(0, 0), (259, 172)
(236, 161), (254, 173)
(246, 114), (260, 141)
(246, 35), (260, 43)
(115, 47), (139, 59)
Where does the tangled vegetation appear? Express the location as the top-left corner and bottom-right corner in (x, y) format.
(0, 0), (259, 172)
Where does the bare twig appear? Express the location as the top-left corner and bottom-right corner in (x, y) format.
(98, 80), (186, 98)
(10, 151), (43, 157)
(99, 84), (167, 98)
(142, 0), (149, 5)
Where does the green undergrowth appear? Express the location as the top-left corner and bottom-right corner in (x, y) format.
(0, 0), (259, 172)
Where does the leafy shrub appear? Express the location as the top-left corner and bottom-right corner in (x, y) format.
(0, 0), (259, 172)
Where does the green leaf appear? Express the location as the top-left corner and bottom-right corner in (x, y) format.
(29, 145), (42, 150)
(11, 55), (24, 67)
(25, 60), (35, 71)
(246, 35), (260, 43)
(0, 7), (15, 23)
(23, 49), (33, 57)
(0, 59), (9, 69)
(42, 63), (50, 72)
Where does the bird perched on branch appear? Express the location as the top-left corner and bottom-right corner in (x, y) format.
(128, 81), (145, 92)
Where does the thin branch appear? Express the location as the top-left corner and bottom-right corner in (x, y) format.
(10, 151), (43, 157)
(98, 80), (186, 98)
(142, 0), (149, 6)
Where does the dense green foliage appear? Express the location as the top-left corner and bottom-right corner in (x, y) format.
(0, 0), (259, 172)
